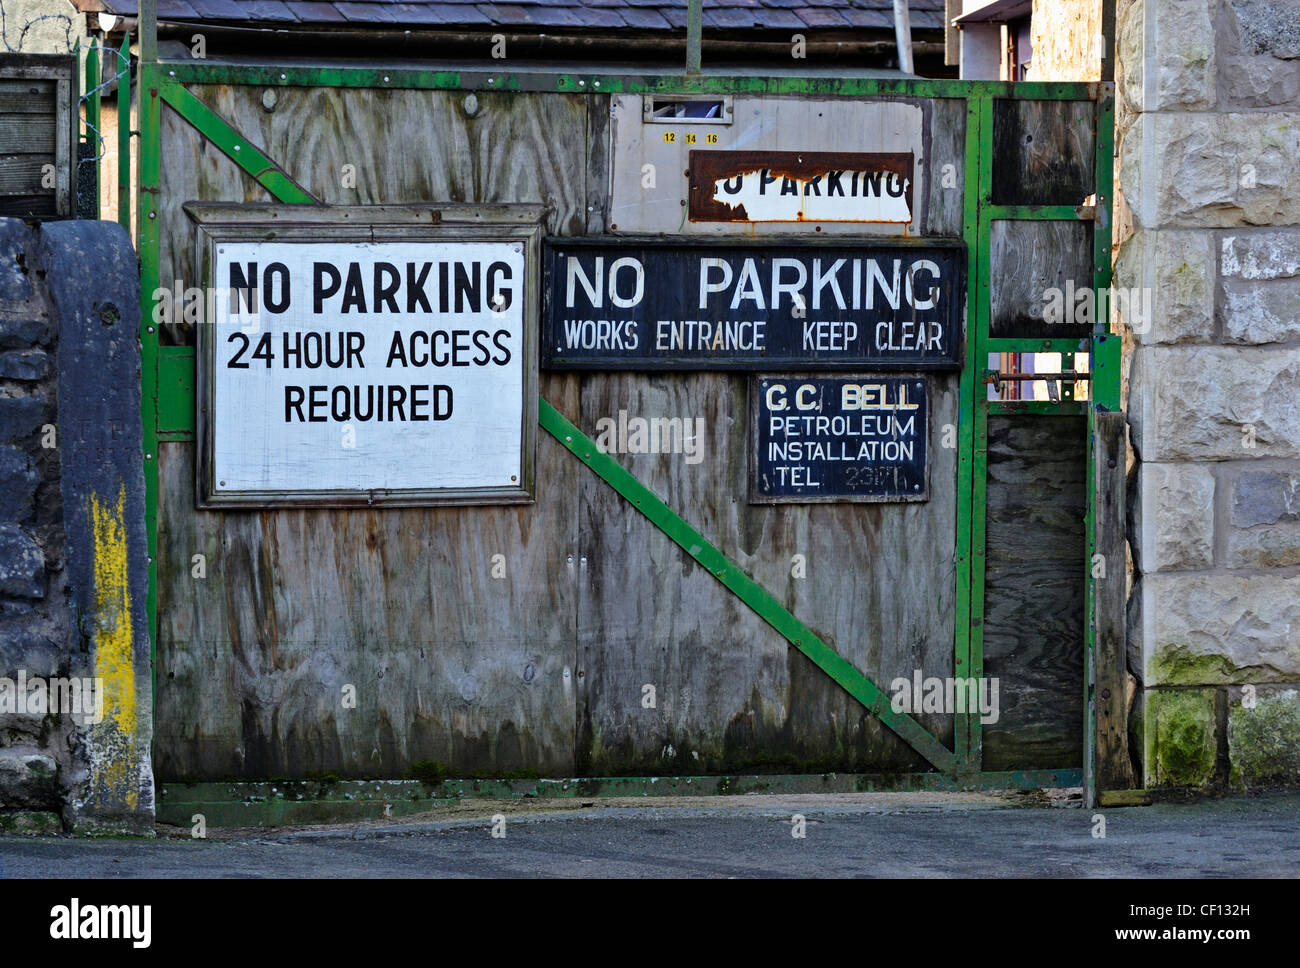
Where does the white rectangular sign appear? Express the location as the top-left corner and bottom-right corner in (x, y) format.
(204, 237), (530, 504)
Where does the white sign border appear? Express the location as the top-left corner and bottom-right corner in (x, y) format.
(185, 203), (543, 509)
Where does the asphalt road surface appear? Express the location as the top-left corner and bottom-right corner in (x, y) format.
(2, 791), (1298, 878)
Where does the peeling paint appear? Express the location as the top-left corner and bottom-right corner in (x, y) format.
(89, 485), (138, 812)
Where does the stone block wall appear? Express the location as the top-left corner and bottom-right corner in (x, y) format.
(0, 217), (153, 833)
(0, 220), (68, 833)
(1115, 0), (1300, 790)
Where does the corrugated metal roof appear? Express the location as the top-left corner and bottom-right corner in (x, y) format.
(79, 0), (946, 31)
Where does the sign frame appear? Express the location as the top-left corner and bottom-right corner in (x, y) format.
(185, 203), (543, 509)
(748, 373), (931, 505)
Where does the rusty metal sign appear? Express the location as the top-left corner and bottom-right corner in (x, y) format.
(689, 150), (914, 224)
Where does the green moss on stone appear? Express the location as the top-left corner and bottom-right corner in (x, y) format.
(1229, 689), (1300, 789)
(0, 811), (62, 835)
(1149, 689), (1217, 786)
(1150, 646), (1239, 686)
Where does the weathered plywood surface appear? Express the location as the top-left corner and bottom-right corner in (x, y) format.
(989, 218), (1093, 338)
(159, 86), (594, 345)
(991, 98), (1095, 206)
(925, 96), (967, 238)
(154, 86), (979, 780)
(154, 374), (582, 779)
(574, 373), (958, 775)
(982, 415), (1085, 771)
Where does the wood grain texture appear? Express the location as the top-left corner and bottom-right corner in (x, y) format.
(154, 373), (583, 779)
(924, 96), (966, 239)
(0, 79), (55, 113)
(991, 98), (1095, 206)
(0, 116), (54, 152)
(0, 194), (55, 216)
(982, 415), (1086, 771)
(989, 218), (1093, 339)
(155, 87), (593, 777)
(1092, 411), (1132, 791)
(0, 155), (47, 193)
(573, 372), (959, 775)
(159, 86), (591, 345)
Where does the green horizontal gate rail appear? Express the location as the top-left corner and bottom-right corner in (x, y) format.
(136, 59), (1116, 796)
(154, 768), (1085, 826)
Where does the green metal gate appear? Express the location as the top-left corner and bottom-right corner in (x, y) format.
(92, 28), (1124, 810)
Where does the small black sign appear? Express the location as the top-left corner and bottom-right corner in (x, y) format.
(751, 375), (928, 503)
(543, 240), (963, 371)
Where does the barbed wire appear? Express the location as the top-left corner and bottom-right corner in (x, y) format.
(80, 42), (131, 164)
(0, 2), (133, 169)
(0, 1), (76, 53)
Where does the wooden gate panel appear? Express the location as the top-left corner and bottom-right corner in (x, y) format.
(574, 371), (958, 775)
(981, 414), (1086, 771)
(991, 98), (1096, 206)
(154, 86), (596, 778)
(155, 375), (584, 779)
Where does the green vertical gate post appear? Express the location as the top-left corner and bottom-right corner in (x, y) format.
(686, 0), (703, 74)
(117, 33), (131, 235)
(953, 94), (984, 778)
(964, 93), (998, 778)
(138, 2), (160, 705)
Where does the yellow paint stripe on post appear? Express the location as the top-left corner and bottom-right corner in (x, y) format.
(91, 485), (138, 811)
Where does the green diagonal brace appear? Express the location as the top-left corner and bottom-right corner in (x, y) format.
(157, 78), (320, 204)
(540, 399), (958, 774)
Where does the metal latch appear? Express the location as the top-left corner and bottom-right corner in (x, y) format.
(983, 369), (1091, 394)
